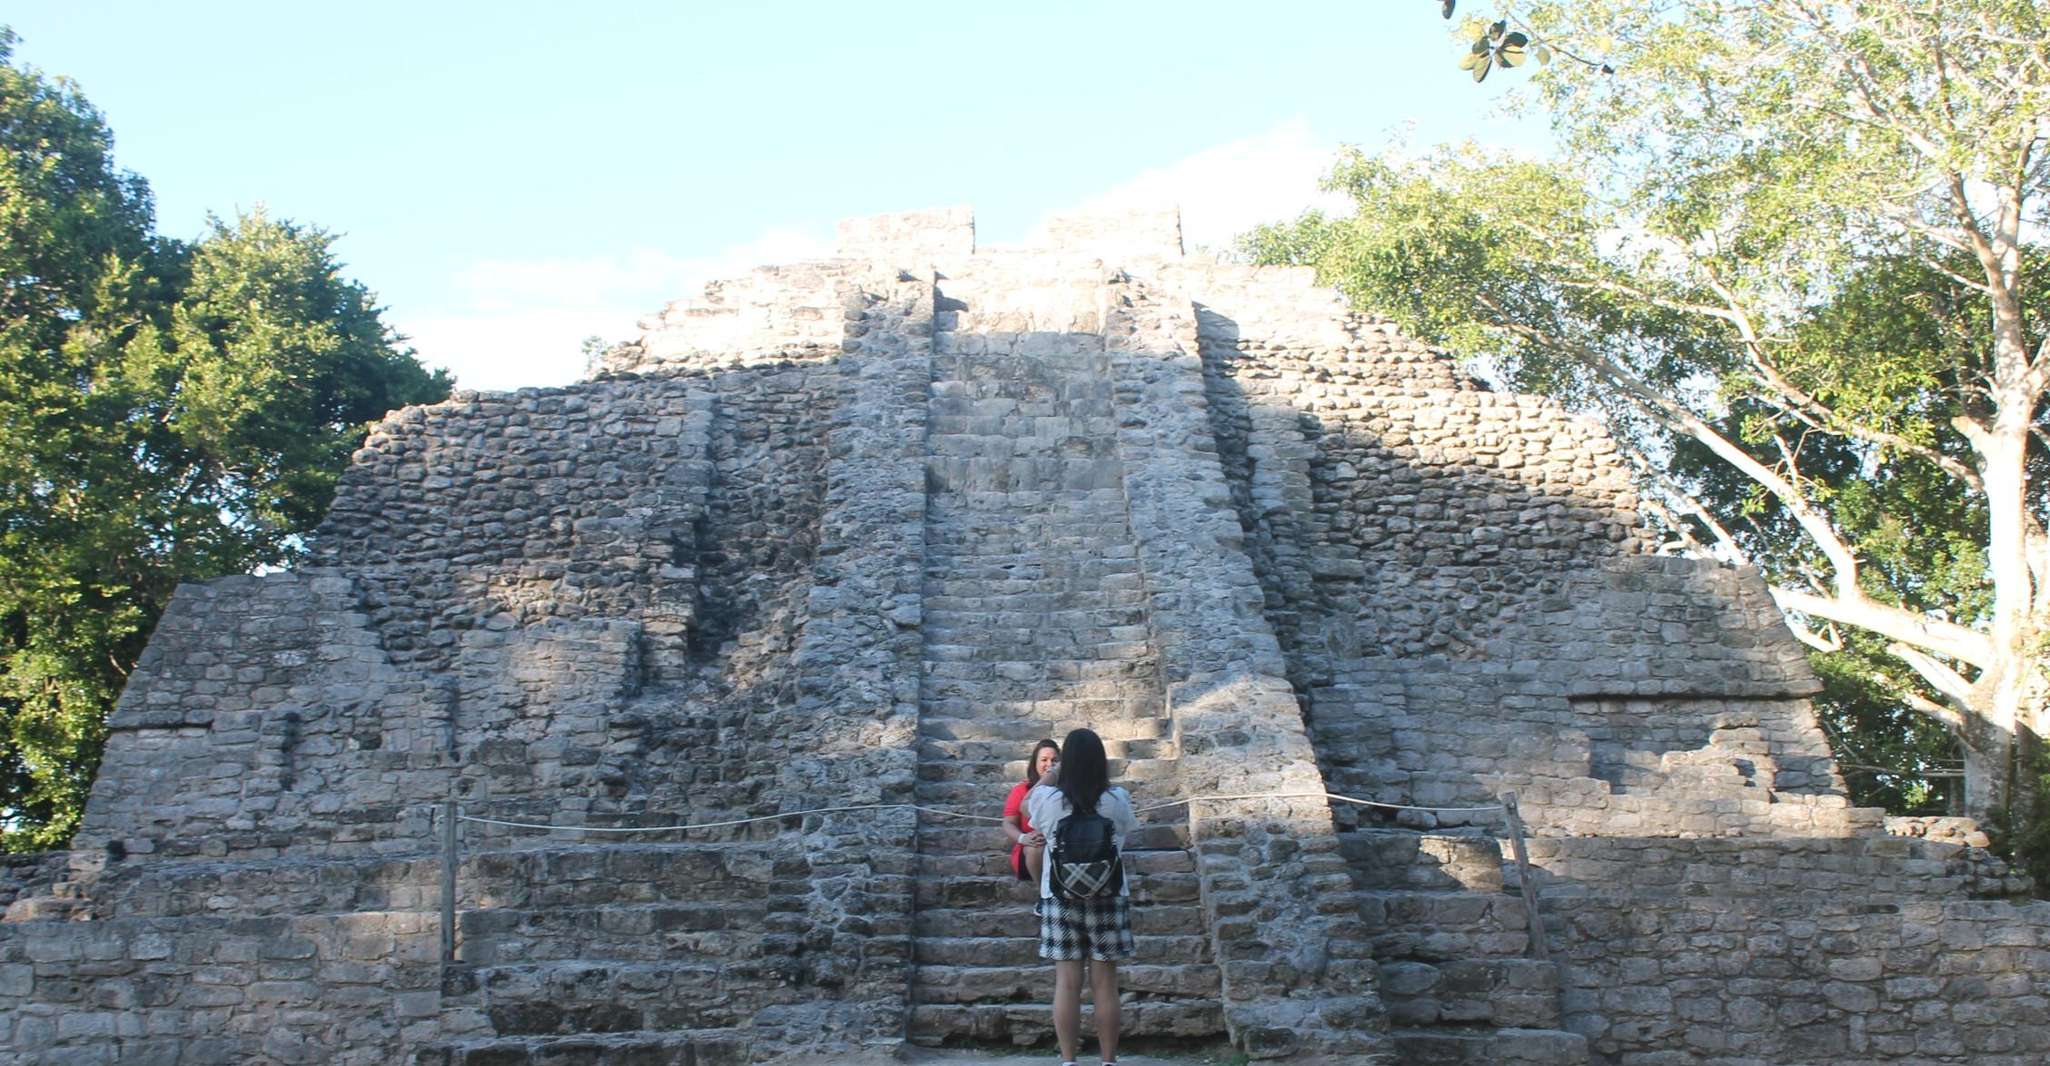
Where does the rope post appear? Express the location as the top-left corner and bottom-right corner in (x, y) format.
(440, 793), (459, 969)
(1497, 791), (1551, 963)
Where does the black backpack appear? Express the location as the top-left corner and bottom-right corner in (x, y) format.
(1049, 801), (1124, 901)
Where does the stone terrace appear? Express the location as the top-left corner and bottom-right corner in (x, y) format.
(0, 207), (2044, 1066)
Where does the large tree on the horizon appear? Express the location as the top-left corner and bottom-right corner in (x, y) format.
(1247, 1), (2049, 852)
(0, 30), (450, 849)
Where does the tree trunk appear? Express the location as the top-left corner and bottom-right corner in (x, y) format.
(1957, 687), (2014, 826)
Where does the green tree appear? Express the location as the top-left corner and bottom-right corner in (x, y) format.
(1246, 1), (2050, 848)
(0, 34), (449, 848)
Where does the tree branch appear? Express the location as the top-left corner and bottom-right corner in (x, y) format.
(1782, 614), (1843, 653)
(1884, 643), (1979, 728)
(1771, 586), (1992, 672)
(1477, 295), (1869, 588)
(1766, 587), (1994, 670)
(1477, 303), (1998, 669)
(1700, 269), (1988, 491)
(1839, 763), (1967, 779)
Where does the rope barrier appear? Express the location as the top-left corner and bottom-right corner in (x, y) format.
(452, 790), (1505, 835)
(434, 789), (1543, 968)
(456, 803), (1005, 833)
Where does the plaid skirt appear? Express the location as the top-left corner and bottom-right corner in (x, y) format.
(1037, 894), (1136, 962)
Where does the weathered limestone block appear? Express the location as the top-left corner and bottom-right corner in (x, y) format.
(8, 205), (2039, 1065)
(1106, 276), (1390, 1061)
(835, 204), (975, 261)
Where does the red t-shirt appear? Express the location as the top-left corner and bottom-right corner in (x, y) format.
(1004, 780), (1036, 873)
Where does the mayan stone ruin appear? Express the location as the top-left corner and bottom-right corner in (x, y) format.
(2, 206), (2047, 1065)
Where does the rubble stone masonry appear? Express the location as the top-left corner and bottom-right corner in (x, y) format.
(1, 208), (2043, 1065)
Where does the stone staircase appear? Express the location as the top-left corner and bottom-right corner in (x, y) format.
(1340, 823), (1589, 1065)
(420, 842), (775, 1065)
(907, 338), (1224, 1047)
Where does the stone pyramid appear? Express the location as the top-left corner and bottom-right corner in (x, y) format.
(1, 207), (2044, 1066)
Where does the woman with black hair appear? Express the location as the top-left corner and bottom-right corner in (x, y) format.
(1003, 738), (1060, 883)
(1025, 727), (1139, 1066)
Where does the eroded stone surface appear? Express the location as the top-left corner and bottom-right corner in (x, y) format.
(1, 207), (2044, 1066)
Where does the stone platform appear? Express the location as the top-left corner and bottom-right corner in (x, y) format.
(1, 207), (2044, 1066)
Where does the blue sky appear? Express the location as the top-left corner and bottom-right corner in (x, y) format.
(9, 1), (1547, 389)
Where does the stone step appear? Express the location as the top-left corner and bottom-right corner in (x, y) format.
(450, 961), (753, 1035)
(1341, 828), (1506, 892)
(917, 736), (1176, 763)
(920, 676), (1159, 705)
(919, 642), (1158, 665)
(419, 1029), (746, 1066)
(911, 962), (1221, 1005)
(1378, 958), (1562, 1030)
(3, 852), (445, 921)
(921, 621), (1152, 641)
(1355, 890), (1532, 960)
(450, 842), (784, 905)
(918, 715), (1171, 743)
(919, 823), (1188, 854)
(921, 581), (1140, 603)
(915, 755), (1142, 784)
(921, 545), (1140, 566)
(921, 587), (1149, 610)
(922, 513), (1131, 530)
(915, 871), (1201, 909)
(906, 999), (1225, 1046)
(1390, 1026), (1590, 1065)
(918, 647), (1154, 671)
(914, 778), (1177, 810)
(913, 902), (1206, 939)
(912, 932), (1213, 967)
(923, 522), (1136, 542)
(921, 561), (1142, 584)
(924, 628), (1154, 659)
(926, 545), (1139, 569)
(921, 698), (1143, 720)
(917, 849), (1195, 880)
(456, 903), (805, 965)
(916, 756), (1179, 788)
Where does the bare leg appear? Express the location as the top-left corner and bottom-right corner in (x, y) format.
(1091, 959), (1121, 1062)
(1025, 845), (1045, 884)
(1053, 959), (1085, 1062)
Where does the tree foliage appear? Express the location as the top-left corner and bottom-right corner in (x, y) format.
(0, 32), (449, 848)
(1249, 1), (2050, 860)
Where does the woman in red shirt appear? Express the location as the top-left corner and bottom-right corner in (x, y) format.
(1004, 739), (1060, 882)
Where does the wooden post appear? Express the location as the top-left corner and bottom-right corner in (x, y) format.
(440, 794), (459, 968)
(1498, 791), (1551, 962)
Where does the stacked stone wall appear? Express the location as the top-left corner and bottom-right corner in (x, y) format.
(743, 272), (935, 1046)
(316, 377), (717, 677)
(1527, 834), (2027, 903)
(0, 909), (440, 1066)
(73, 571), (444, 863)
(615, 263), (853, 372)
(8, 208), (2044, 1065)
(1551, 896), (2050, 1065)
(1105, 276), (1390, 1059)
(458, 361), (836, 838)
(0, 854), (66, 911)
(441, 843), (791, 1053)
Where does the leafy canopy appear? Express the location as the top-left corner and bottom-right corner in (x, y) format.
(1246, 0), (2050, 824)
(0, 32), (449, 848)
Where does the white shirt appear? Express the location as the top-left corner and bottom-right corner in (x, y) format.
(1024, 783), (1139, 899)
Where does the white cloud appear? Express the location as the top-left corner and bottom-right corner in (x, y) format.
(391, 228), (828, 392)
(393, 124), (1353, 393)
(1036, 117), (1352, 252)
